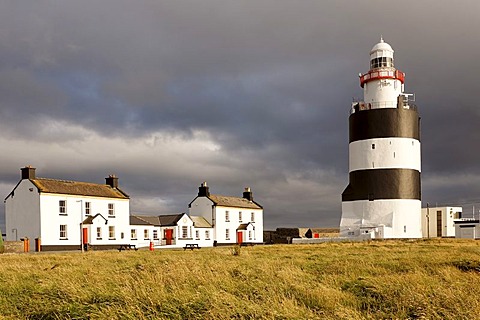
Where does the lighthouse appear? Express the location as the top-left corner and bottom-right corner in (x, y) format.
(340, 38), (422, 239)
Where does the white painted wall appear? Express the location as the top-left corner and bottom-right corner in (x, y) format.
(189, 197), (215, 225)
(5, 180), (40, 249)
(38, 194), (130, 249)
(364, 78), (403, 108)
(213, 206), (263, 244)
(349, 138), (421, 171)
(341, 199), (422, 238)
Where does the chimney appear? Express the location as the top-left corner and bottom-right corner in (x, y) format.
(21, 166), (36, 180)
(243, 187), (253, 201)
(105, 174), (119, 188)
(198, 181), (210, 197)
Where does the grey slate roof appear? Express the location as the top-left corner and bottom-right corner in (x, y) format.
(130, 213), (185, 227)
(208, 194), (262, 209)
(30, 178), (129, 199)
(190, 216), (212, 228)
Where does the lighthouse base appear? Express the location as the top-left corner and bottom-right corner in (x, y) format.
(340, 199), (422, 239)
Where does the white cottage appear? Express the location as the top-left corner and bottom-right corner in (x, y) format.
(189, 182), (263, 245)
(5, 166), (130, 251)
(129, 213), (214, 249)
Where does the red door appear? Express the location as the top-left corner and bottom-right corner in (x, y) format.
(82, 228), (88, 244)
(237, 231), (243, 244)
(165, 229), (173, 245)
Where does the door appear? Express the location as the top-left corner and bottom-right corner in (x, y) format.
(165, 229), (173, 245)
(82, 228), (88, 244)
(436, 211), (442, 237)
(237, 231), (243, 244)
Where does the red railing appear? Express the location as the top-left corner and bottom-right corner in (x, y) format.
(360, 69), (405, 88)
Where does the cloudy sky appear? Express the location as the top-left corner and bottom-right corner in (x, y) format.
(1, 1), (480, 231)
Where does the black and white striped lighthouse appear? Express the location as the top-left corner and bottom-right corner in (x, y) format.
(340, 38), (421, 239)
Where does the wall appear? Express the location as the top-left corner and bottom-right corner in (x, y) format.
(5, 180), (41, 251)
(39, 194), (130, 249)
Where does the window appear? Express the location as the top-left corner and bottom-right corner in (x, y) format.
(153, 230), (158, 240)
(248, 230), (252, 240)
(96, 227), (102, 240)
(371, 144), (375, 149)
(144, 229), (149, 240)
(225, 211), (230, 222)
(182, 226), (188, 239)
(108, 203), (115, 217)
(251, 212), (255, 222)
(404, 225), (407, 233)
(205, 230), (210, 240)
(196, 230), (200, 240)
(109, 226), (115, 240)
(59, 225), (67, 239)
(85, 202), (91, 215)
(226, 229), (230, 240)
(131, 229), (137, 240)
(239, 211), (242, 222)
(59, 200), (66, 215)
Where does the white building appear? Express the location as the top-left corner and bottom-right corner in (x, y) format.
(341, 38), (422, 239)
(421, 206), (462, 238)
(454, 219), (480, 239)
(5, 166), (130, 251)
(129, 213), (214, 249)
(189, 182), (263, 245)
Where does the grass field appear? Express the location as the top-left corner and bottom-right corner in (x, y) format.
(1, 239), (480, 319)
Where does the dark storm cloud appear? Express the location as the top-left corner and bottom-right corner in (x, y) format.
(0, 0), (480, 230)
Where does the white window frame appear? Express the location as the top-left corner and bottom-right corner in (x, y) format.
(59, 224), (67, 239)
(85, 202), (91, 215)
(59, 200), (67, 215)
(248, 230), (252, 240)
(239, 211), (242, 222)
(251, 212), (255, 222)
(153, 230), (158, 240)
(144, 229), (149, 240)
(195, 230), (200, 240)
(226, 229), (230, 240)
(182, 226), (188, 239)
(131, 229), (137, 240)
(225, 211), (230, 222)
(108, 203), (115, 217)
(109, 226), (115, 240)
(205, 230), (210, 240)
(96, 227), (102, 240)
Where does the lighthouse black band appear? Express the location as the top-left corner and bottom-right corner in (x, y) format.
(342, 168), (421, 201)
(349, 108), (420, 143)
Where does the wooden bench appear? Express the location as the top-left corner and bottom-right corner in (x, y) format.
(184, 243), (200, 250)
(118, 244), (138, 252)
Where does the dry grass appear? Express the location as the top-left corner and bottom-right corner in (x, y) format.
(1, 239), (480, 319)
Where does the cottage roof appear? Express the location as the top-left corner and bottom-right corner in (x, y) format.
(30, 178), (129, 199)
(208, 194), (262, 209)
(158, 214), (185, 226)
(130, 215), (157, 226)
(190, 216), (212, 228)
(83, 213), (108, 225)
(237, 222), (254, 230)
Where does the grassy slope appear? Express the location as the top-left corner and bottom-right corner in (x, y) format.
(1, 239), (480, 319)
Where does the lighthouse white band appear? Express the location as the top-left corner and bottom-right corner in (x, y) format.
(340, 199), (422, 238)
(349, 137), (421, 172)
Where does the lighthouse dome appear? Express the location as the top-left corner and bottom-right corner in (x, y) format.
(370, 38), (393, 54)
(369, 37), (394, 69)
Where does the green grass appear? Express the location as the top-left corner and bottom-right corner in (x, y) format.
(1, 239), (480, 319)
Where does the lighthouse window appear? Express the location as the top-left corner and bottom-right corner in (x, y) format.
(372, 144), (375, 149)
(370, 57), (394, 69)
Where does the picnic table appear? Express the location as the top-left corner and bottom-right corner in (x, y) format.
(118, 244), (138, 252)
(183, 244), (200, 250)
